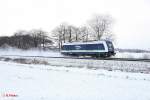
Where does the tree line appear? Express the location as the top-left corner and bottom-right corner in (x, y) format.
(0, 14), (115, 50)
(0, 29), (52, 50)
(52, 14), (115, 49)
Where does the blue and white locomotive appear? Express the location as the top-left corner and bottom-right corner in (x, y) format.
(61, 40), (115, 57)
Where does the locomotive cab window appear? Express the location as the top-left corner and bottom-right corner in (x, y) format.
(98, 44), (105, 50)
(85, 43), (105, 50)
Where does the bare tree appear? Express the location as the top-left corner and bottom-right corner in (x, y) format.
(78, 26), (91, 42)
(52, 24), (66, 50)
(13, 30), (28, 49)
(30, 29), (51, 49)
(37, 29), (50, 49)
(51, 14), (115, 50)
(67, 25), (74, 42)
(0, 36), (10, 47)
(74, 27), (80, 42)
(66, 25), (78, 42)
(30, 29), (40, 48)
(52, 23), (79, 49)
(0, 29), (52, 50)
(101, 31), (115, 42)
(88, 14), (114, 41)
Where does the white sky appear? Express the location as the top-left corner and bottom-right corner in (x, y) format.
(0, 0), (150, 49)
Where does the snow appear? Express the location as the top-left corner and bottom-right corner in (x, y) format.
(114, 52), (150, 59)
(0, 48), (63, 57)
(0, 61), (150, 100)
(0, 48), (150, 99)
(1, 55), (150, 74)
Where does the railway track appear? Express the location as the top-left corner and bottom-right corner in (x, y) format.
(1, 55), (150, 62)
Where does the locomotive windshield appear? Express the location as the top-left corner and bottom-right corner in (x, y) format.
(106, 41), (114, 51)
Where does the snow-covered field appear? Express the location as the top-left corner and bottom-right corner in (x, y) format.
(0, 61), (150, 100)
(0, 49), (150, 100)
(115, 52), (150, 59)
(0, 56), (150, 74)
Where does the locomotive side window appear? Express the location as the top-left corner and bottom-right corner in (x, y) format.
(85, 44), (105, 50)
(98, 44), (105, 50)
(62, 43), (105, 50)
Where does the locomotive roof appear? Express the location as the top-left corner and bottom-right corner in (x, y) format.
(63, 40), (111, 45)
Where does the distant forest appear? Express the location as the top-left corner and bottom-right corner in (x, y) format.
(0, 29), (53, 50)
(0, 30), (149, 53)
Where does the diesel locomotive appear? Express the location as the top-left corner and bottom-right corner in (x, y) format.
(61, 40), (115, 57)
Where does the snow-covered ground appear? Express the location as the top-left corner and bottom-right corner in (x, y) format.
(114, 52), (150, 59)
(0, 48), (150, 100)
(0, 61), (150, 100)
(1, 56), (150, 74)
(0, 48), (62, 57)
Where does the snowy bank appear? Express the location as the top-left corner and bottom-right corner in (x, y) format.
(0, 61), (150, 100)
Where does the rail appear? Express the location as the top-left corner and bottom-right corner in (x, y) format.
(1, 55), (150, 62)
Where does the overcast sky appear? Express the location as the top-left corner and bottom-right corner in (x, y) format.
(0, 0), (150, 49)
